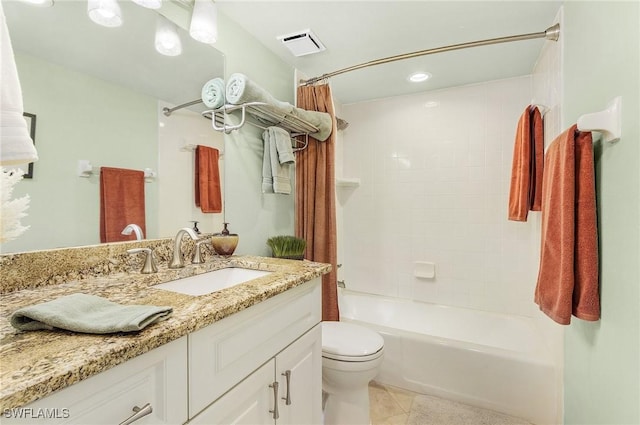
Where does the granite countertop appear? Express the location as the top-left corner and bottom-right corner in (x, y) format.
(0, 255), (330, 411)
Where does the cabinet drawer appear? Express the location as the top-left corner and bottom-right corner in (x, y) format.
(3, 337), (188, 425)
(189, 278), (321, 418)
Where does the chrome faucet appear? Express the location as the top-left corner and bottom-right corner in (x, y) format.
(169, 227), (199, 269)
(192, 240), (211, 264)
(121, 223), (144, 241)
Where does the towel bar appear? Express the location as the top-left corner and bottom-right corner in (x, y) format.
(77, 160), (156, 182)
(180, 144), (225, 157)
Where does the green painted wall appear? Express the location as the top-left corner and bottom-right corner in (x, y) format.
(215, 10), (296, 256)
(563, 2), (640, 424)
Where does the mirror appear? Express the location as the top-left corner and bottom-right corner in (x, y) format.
(2, 1), (225, 254)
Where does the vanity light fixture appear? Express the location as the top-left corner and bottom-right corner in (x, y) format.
(87, 0), (123, 28)
(155, 14), (182, 56)
(189, 0), (218, 44)
(131, 0), (162, 9)
(408, 72), (431, 83)
(17, 0), (54, 7)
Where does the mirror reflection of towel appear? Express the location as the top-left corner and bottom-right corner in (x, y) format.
(195, 145), (222, 213)
(99, 167), (146, 243)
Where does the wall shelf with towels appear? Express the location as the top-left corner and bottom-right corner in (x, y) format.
(577, 96), (622, 143)
(202, 102), (320, 136)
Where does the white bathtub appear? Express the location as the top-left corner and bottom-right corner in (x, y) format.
(340, 291), (560, 425)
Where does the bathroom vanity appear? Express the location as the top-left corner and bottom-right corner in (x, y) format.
(0, 252), (329, 424)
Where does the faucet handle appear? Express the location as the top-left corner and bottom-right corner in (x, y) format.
(127, 248), (158, 274)
(192, 240), (211, 264)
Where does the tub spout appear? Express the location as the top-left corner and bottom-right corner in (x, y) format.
(169, 227), (199, 269)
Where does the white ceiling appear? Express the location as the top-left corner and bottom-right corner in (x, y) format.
(216, 1), (563, 104)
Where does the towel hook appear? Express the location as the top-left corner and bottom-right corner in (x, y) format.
(577, 96), (622, 143)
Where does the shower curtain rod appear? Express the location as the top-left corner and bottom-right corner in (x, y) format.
(300, 24), (560, 86)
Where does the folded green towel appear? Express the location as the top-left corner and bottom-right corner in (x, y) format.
(10, 293), (172, 334)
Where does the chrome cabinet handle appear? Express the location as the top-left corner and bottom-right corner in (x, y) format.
(269, 382), (279, 420)
(118, 403), (153, 425)
(281, 370), (292, 405)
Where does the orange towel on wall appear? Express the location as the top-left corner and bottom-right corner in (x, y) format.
(99, 167), (146, 243)
(508, 105), (544, 221)
(195, 145), (222, 213)
(534, 125), (600, 325)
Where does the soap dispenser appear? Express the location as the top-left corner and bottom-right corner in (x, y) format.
(211, 223), (239, 257)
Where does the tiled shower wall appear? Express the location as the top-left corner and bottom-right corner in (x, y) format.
(339, 76), (543, 317)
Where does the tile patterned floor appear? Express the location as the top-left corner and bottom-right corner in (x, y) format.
(369, 381), (532, 425)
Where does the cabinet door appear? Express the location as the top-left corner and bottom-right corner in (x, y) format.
(189, 359), (276, 425)
(189, 278), (321, 418)
(2, 337), (188, 425)
(276, 324), (322, 425)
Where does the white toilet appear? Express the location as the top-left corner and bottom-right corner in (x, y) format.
(321, 321), (384, 425)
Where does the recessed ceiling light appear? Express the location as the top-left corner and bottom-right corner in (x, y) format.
(409, 72), (431, 83)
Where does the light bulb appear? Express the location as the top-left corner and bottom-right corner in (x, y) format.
(189, 0), (218, 44)
(87, 0), (123, 28)
(155, 15), (182, 56)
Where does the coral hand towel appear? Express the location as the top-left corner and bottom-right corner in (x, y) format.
(534, 125), (600, 325)
(508, 105), (544, 221)
(100, 167), (146, 243)
(195, 145), (222, 213)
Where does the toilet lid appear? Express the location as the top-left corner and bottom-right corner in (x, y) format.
(322, 322), (384, 360)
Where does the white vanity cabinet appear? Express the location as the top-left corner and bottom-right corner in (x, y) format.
(2, 336), (188, 425)
(188, 278), (322, 424)
(189, 324), (322, 425)
(2, 277), (322, 425)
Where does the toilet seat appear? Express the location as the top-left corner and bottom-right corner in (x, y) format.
(322, 322), (384, 362)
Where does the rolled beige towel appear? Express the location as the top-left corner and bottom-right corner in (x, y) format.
(225, 73), (293, 118)
(290, 107), (333, 141)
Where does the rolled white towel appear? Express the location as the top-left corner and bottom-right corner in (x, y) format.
(226, 73), (293, 118)
(201, 77), (225, 109)
(290, 107), (333, 142)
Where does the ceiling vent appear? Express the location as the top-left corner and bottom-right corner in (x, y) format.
(277, 29), (326, 57)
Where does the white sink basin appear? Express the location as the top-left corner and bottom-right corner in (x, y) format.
(154, 268), (272, 296)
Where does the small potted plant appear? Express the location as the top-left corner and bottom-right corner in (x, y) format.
(266, 235), (306, 260)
